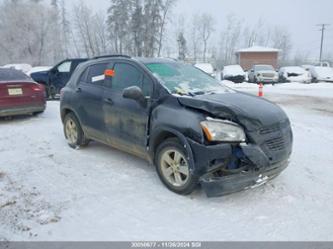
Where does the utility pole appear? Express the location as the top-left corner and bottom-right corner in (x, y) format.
(317, 24), (330, 63)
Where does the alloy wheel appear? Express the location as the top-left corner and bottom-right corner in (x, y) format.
(65, 118), (78, 144)
(160, 149), (190, 187)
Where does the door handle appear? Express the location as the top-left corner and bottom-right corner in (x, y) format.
(75, 87), (82, 93)
(104, 98), (113, 105)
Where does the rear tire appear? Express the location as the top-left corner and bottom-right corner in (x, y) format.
(155, 138), (198, 195)
(63, 112), (90, 149)
(33, 110), (44, 116)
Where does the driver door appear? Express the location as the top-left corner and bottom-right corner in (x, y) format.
(103, 61), (153, 158)
(49, 60), (72, 91)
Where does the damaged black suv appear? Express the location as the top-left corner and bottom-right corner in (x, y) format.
(60, 56), (293, 197)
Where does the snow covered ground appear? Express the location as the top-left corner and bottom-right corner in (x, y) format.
(1, 82), (333, 241)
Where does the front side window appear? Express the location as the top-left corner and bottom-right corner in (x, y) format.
(112, 63), (143, 91)
(145, 62), (228, 95)
(57, 61), (72, 73)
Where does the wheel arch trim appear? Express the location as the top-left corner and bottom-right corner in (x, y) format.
(149, 126), (196, 171)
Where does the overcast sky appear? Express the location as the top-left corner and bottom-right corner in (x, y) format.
(76, 0), (332, 59)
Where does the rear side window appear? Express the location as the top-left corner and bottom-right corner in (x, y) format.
(85, 63), (108, 85)
(0, 68), (30, 81)
(112, 63), (142, 91)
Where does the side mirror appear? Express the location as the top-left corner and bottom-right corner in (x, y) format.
(122, 86), (146, 106)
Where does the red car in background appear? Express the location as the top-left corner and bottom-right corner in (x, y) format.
(0, 68), (46, 118)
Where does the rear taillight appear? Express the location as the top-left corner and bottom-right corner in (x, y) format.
(32, 84), (44, 92)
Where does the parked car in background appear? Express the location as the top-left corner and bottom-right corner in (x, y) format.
(2, 64), (32, 74)
(60, 56), (293, 197)
(27, 66), (52, 76)
(194, 63), (216, 78)
(248, 65), (279, 84)
(222, 65), (246, 83)
(317, 61), (330, 67)
(309, 66), (333, 83)
(278, 66), (311, 83)
(301, 65), (314, 72)
(0, 68), (46, 117)
(30, 58), (88, 99)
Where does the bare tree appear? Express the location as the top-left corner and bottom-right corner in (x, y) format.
(107, 0), (134, 54)
(131, 0), (144, 56)
(73, 2), (108, 57)
(177, 32), (187, 60)
(218, 14), (242, 67)
(0, 0), (58, 65)
(197, 13), (215, 62)
(190, 14), (201, 61)
(270, 26), (292, 65)
(157, 0), (176, 57)
(293, 50), (310, 66)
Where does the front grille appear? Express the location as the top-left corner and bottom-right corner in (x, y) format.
(265, 136), (285, 151)
(262, 73), (275, 78)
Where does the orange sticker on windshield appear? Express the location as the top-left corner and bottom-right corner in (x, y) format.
(104, 69), (115, 77)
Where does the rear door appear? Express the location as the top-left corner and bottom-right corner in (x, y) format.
(103, 61), (153, 157)
(75, 63), (108, 142)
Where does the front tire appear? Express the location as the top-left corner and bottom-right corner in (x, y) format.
(155, 138), (198, 195)
(63, 112), (89, 149)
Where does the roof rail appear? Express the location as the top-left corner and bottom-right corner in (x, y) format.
(92, 54), (131, 59)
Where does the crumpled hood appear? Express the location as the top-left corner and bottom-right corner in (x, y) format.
(178, 92), (288, 131)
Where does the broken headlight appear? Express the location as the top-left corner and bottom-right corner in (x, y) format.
(200, 119), (246, 142)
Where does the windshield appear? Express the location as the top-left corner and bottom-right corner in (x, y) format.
(255, 65), (274, 71)
(0, 68), (31, 81)
(145, 62), (228, 95)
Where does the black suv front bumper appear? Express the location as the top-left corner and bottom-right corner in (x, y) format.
(200, 159), (289, 197)
(187, 138), (291, 197)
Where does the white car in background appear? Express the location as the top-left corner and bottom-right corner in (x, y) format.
(309, 66), (333, 83)
(279, 66), (311, 83)
(194, 63), (216, 78)
(222, 65), (246, 83)
(248, 64), (279, 84)
(2, 63), (32, 74)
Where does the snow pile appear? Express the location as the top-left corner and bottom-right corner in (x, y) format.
(0, 171), (61, 239)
